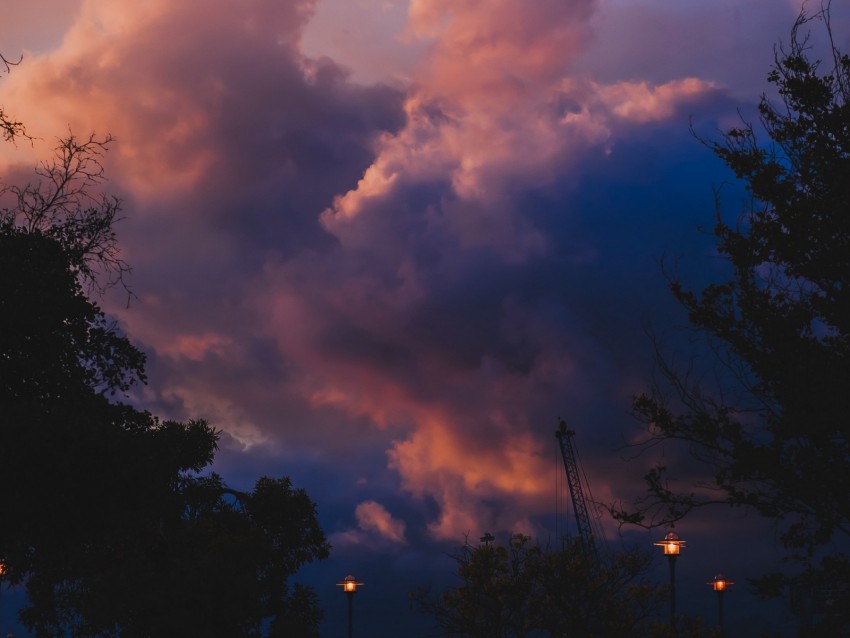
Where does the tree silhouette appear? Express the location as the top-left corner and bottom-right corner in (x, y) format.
(412, 534), (668, 638)
(618, 5), (850, 632)
(0, 109), (328, 637)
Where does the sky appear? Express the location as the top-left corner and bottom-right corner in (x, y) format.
(2, 0), (849, 636)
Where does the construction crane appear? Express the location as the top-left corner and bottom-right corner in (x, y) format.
(555, 418), (599, 562)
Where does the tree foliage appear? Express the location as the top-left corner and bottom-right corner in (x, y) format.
(0, 123), (329, 635)
(2, 133), (128, 292)
(413, 534), (667, 638)
(15, 474), (329, 638)
(618, 5), (850, 630)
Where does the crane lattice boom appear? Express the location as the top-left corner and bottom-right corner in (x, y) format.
(556, 419), (597, 561)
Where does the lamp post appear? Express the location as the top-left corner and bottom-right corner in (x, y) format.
(708, 573), (734, 632)
(654, 530), (685, 629)
(337, 574), (363, 638)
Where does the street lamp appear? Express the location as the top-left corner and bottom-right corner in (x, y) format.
(654, 529), (686, 629)
(708, 573), (734, 632)
(337, 574), (363, 638)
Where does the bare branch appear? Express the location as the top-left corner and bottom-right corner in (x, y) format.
(0, 132), (131, 295)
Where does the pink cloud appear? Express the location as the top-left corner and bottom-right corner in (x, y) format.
(388, 413), (551, 539)
(320, 0), (719, 256)
(162, 332), (233, 362)
(1, 0), (319, 196)
(0, 0), (752, 551)
(253, 247), (597, 538)
(408, 0), (596, 102)
(597, 77), (717, 123)
(311, 0), (730, 542)
(355, 500), (407, 544)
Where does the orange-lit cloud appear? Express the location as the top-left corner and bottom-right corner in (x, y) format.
(0, 0), (319, 196)
(0, 0), (807, 559)
(355, 500), (407, 543)
(311, 0), (724, 541)
(597, 77), (716, 123)
(388, 414), (550, 539)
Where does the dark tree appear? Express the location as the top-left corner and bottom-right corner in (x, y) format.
(19, 474), (330, 638)
(2, 133), (128, 291)
(1, 135), (329, 635)
(617, 5), (850, 632)
(413, 534), (667, 638)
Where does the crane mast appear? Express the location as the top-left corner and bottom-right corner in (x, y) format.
(556, 419), (597, 561)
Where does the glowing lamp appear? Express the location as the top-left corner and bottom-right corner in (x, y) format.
(654, 530), (686, 555)
(337, 574), (363, 593)
(708, 573), (734, 591)
(337, 574), (364, 638)
(654, 529), (685, 629)
(708, 572), (734, 629)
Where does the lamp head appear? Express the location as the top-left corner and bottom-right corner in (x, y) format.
(654, 531), (686, 556)
(708, 573), (733, 591)
(337, 574), (364, 593)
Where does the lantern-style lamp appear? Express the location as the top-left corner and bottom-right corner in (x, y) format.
(708, 573), (734, 630)
(708, 573), (733, 591)
(655, 530), (686, 555)
(339, 574), (363, 593)
(337, 575), (364, 638)
(654, 530), (686, 629)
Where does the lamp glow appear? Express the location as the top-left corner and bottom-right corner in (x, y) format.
(708, 573), (733, 592)
(654, 529), (685, 630)
(654, 531), (685, 555)
(337, 574), (364, 638)
(337, 574), (363, 593)
(708, 573), (734, 630)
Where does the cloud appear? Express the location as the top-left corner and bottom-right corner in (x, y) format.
(597, 77), (716, 124)
(0, 0), (755, 554)
(328, 500), (408, 547)
(307, 0), (722, 540)
(388, 413), (550, 539)
(2, 0), (83, 57)
(1, 0), (406, 460)
(355, 500), (408, 544)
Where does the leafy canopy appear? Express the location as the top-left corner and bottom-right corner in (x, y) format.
(413, 534), (668, 638)
(0, 106), (329, 638)
(617, 5), (850, 631)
